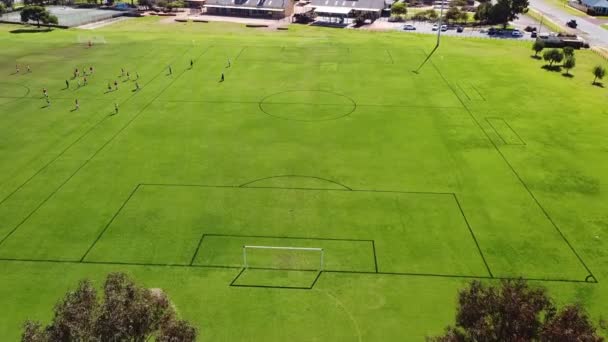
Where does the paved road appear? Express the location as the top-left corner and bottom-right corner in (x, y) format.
(529, 0), (608, 47)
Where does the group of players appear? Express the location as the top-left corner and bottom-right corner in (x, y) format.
(16, 55), (232, 114)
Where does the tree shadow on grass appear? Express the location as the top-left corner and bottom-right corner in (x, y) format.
(542, 65), (562, 72)
(562, 73), (574, 78)
(530, 55), (542, 60)
(10, 28), (53, 34)
(592, 82), (604, 88)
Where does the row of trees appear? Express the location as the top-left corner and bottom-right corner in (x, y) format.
(532, 41), (606, 84)
(391, 0), (528, 27)
(22, 273), (197, 342)
(391, 2), (468, 23)
(474, 0), (529, 28)
(22, 272), (603, 342)
(444, 4), (469, 23)
(430, 279), (603, 341)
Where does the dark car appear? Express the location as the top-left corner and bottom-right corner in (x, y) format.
(531, 31), (537, 38)
(456, 26), (464, 33)
(488, 27), (497, 35)
(567, 20), (577, 28)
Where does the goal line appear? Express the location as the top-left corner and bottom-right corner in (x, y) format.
(242, 245), (324, 271)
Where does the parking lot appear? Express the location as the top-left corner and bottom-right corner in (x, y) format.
(367, 18), (537, 41)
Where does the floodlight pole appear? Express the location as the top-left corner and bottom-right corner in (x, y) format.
(414, 0), (445, 73)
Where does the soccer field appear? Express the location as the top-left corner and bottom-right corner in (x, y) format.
(1, 19), (608, 340)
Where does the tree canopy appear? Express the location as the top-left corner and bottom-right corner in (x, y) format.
(480, 0), (529, 27)
(543, 48), (564, 67)
(532, 40), (545, 57)
(445, 5), (468, 22)
(563, 56), (576, 75)
(563, 46), (575, 58)
(474, 2), (492, 22)
(430, 279), (602, 342)
(21, 272), (197, 342)
(1, 0), (14, 9)
(20, 6), (58, 27)
(391, 1), (407, 15)
(592, 65), (605, 84)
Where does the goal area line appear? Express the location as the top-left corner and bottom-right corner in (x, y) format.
(242, 245), (325, 271)
(192, 233), (378, 274)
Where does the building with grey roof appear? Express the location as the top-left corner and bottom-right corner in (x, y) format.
(305, 0), (385, 21)
(204, 0), (293, 18)
(579, 0), (608, 14)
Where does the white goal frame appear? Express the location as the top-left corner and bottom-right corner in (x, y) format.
(77, 35), (107, 44)
(242, 245), (324, 271)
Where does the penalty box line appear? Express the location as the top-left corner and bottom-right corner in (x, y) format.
(78, 183), (491, 280)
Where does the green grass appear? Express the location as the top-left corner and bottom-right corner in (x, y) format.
(546, 0), (587, 17)
(527, 8), (567, 32)
(1, 18), (608, 340)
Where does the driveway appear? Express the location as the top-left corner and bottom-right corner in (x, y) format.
(529, 0), (608, 46)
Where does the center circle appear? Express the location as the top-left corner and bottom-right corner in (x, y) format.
(259, 90), (356, 122)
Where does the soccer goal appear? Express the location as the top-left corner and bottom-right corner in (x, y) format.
(242, 245), (324, 272)
(77, 35), (107, 45)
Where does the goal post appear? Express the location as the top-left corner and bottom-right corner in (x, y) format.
(242, 245), (324, 271)
(77, 35), (107, 45)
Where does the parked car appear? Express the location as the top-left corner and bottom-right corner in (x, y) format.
(456, 26), (464, 33)
(403, 24), (416, 30)
(531, 31), (537, 38)
(440, 24), (448, 31)
(432, 24), (439, 31)
(567, 19), (577, 28)
(488, 27), (497, 35)
(512, 29), (523, 37)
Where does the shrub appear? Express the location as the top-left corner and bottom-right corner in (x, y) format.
(391, 1), (407, 15)
(532, 40), (544, 57)
(592, 65), (605, 84)
(563, 56), (575, 75)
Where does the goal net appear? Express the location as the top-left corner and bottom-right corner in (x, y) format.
(77, 35), (107, 45)
(242, 245), (324, 272)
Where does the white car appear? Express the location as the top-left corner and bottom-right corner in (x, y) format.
(440, 24), (448, 31)
(403, 24), (416, 30)
(512, 29), (523, 37)
(432, 24), (439, 31)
